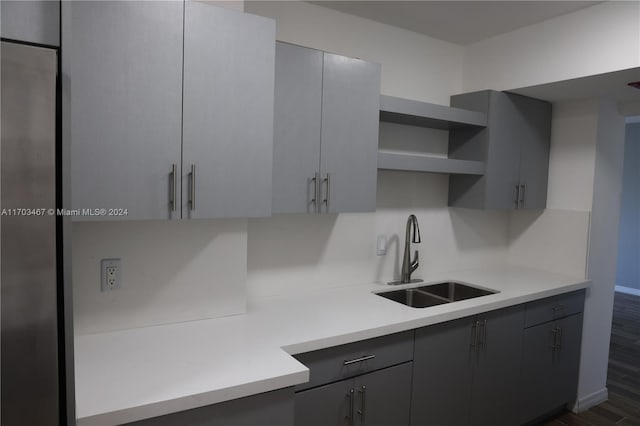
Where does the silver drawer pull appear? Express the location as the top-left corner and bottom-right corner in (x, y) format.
(344, 355), (375, 365)
(552, 305), (569, 311)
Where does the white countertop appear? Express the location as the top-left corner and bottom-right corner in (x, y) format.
(74, 265), (590, 425)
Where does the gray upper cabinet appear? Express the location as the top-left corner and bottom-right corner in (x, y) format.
(448, 90), (551, 210)
(66, 1), (275, 221)
(1, 1), (60, 46)
(272, 42), (323, 214)
(182, 1), (275, 219)
(66, 1), (184, 221)
(319, 53), (380, 213)
(272, 42), (381, 214)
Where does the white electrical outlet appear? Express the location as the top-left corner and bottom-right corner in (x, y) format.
(101, 258), (122, 292)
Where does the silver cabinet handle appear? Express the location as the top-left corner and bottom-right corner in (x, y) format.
(344, 355), (375, 365)
(479, 319), (487, 349)
(514, 184), (520, 209)
(556, 326), (562, 350)
(552, 305), (569, 312)
(549, 327), (558, 350)
(347, 388), (355, 426)
(170, 164), (177, 212)
(311, 173), (319, 213)
(470, 321), (479, 350)
(358, 385), (366, 423)
(519, 183), (526, 208)
(323, 173), (331, 213)
(189, 164), (196, 210)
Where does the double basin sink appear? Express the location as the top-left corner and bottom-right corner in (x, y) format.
(376, 281), (497, 308)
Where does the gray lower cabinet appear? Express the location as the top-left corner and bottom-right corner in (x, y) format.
(295, 362), (413, 426)
(411, 305), (525, 426)
(272, 42), (381, 214)
(124, 388), (294, 426)
(1, 0), (60, 46)
(66, 1), (275, 221)
(294, 376), (353, 426)
(520, 313), (583, 424)
(448, 90), (551, 210)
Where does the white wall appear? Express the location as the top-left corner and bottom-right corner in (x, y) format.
(463, 1), (640, 93)
(508, 209), (590, 278)
(546, 101), (600, 211)
(73, 220), (247, 335)
(246, 1), (464, 105)
(577, 100), (625, 408)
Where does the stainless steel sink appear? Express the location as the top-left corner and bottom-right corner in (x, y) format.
(376, 288), (450, 308)
(376, 281), (497, 308)
(420, 281), (496, 302)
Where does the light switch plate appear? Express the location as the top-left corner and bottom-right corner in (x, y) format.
(377, 235), (387, 256)
(101, 258), (122, 292)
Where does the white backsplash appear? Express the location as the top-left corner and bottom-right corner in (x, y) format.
(508, 208), (591, 278)
(72, 219), (248, 335)
(246, 171), (511, 300)
(72, 170), (592, 335)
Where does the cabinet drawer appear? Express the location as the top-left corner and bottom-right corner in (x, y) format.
(524, 290), (585, 328)
(293, 331), (414, 391)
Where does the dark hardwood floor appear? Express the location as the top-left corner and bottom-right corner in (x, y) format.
(541, 292), (640, 426)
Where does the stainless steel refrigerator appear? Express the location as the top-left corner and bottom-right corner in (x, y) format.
(1, 40), (69, 425)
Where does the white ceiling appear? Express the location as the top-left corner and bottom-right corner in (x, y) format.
(510, 67), (640, 103)
(311, 1), (601, 45)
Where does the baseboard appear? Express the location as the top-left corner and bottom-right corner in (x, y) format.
(615, 285), (640, 296)
(570, 388), (608, 413)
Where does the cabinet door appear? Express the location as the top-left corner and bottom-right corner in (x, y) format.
(469, 305), (524, 426)
(295, 378), (353, 426)
(66, 1), (184, 221)
(483, 91), (523, 210)
(272, 42), (323, 214)
(553, 314), (583, 407)
(125, 388), (294, 426)
(512, 93), (551, 209)
(520, 322), (555, 424)
(354, 363), (412, 426)
(182, 2), (275, 219)
(1, 0), (59, 46)
(319, 52), (380, 213)
(412, 318), (474, 426)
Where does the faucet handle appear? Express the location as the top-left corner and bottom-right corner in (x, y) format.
(410, 250), (419, 272)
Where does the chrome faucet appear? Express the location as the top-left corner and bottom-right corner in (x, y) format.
(389, 214), (423, 285)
